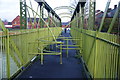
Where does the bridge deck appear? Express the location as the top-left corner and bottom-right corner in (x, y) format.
(17, 32), (87, 79)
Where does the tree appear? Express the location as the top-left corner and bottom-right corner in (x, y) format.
(70, 0), (79, 8)
(69, 0), (79, 14)
(3, 19), (8, 25)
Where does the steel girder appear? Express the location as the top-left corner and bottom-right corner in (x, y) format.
(58, 13), (72, 17)
(54, 6), (75, 11)
(20, 0), (27, 29)
(60, 16), (72, 19)
(88, 0), (95, 30)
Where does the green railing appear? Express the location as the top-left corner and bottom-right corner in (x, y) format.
(70, 0), (120, 79)
(71, 27), (120, 78)
(0, 0), (62, 79)
(0, 13), (62, 78)
(0, 27), (62, 78)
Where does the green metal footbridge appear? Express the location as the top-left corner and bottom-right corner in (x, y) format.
(0, 0), (120, 79)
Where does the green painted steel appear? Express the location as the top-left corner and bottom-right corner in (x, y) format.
(58, 13), (72, 17)
(53, 6), (75, 11)
(70, 0), (120, 79)
(20, 0), (27, 29)
(88, 0), (95, 30)
(71, 27), (120, 78)
(98, 0), (111, 32)
(107, 2), (120, 33)
(60, 16), (72, 19)
(0, 0), (62, 79)
(0, 0), (120, 79)
(1, 27), (62, 78)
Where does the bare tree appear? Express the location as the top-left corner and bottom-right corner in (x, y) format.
(70, 0), (79, 8)
(69, 0), (79, 14)
(3, 19), (8, 25)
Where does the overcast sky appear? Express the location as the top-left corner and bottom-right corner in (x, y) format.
(0, 0), (119, 22)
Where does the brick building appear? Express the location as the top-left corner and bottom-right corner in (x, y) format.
(12, 15), (48, 29)
(12, 15), (20, 29)
(95, 5), (120, 34)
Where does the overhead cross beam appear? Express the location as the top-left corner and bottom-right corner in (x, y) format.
(58, 13), (72, 17)
(54, 6), (75, 11)
(35, 0), (61, 21)
(60, 16), (72, 19)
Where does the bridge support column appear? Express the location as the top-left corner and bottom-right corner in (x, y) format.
(52, 14), (55, 27)
(48, 11), (51, 27)
(20, 0), (27, 29)
(40, 3), (44, 28)
(53, 15), (56, 27)
(88, 0), (96, 30)
(80, 4), (84, 29)
(77, 12), (79, 28)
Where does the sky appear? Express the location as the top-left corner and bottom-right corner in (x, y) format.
(0, 0), (119, 22)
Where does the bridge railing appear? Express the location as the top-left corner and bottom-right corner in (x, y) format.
(0, 0), (62, 79)
(70, 0), (120, 79)
(0, 27), (62, 79)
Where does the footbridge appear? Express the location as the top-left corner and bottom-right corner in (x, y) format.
(0, 0), (120, 79)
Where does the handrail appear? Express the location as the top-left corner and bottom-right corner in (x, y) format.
(72, 27), (120, 47)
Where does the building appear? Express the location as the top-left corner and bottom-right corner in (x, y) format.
(3, 20), (12, 30)
(95, 5), (120, 34)
(12, 15), (20, 29)
(12, 15), (48, 29)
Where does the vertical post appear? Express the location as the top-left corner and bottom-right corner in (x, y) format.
(81, 5), (84, 53)
(48, 11), (50, 27)
(75, 13), (77, 40)
(107, 2), (120, 33)
(76, 12), (79, 28)
(52, 14), (55, 27)
(117, 4), (120, 76)
(57, 18), (58, 27)
(98, 0), (111, 32)
(51, 14), (54, 27)
(0, 34), (2, 79)
(51, 14), (54, 49)
(40, 5), (42, 28)
(40, 3), (44, 28)
(78, 3), (81, 28)
(49, 12), (51, 27)
(67, 39), (68, 58)
(40, 46), (43, 65)
(60, 44), (62, 64)
(48, 11), (51, 50)
(79, 3), (83, 29)
(53, 15), (55, 27)
(54, 16), (56, 27)
(6, 30), (10, 78)
(81, 6), (85, 29)
(118, 5), (120, 78)
(55, 17), (57, 27)
(42, 3), (44, 28)
(20, 0), (27, 29)
(48, 11), (50, 38)
(88, 0), (95, 30)
(56, 17), (58, 27)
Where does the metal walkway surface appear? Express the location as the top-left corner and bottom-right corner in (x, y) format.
(16, 32), (87, 79)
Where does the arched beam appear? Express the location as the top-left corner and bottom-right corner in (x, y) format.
(54, 6), (75, 11)
(58, 12), (72, 17)
(60, 15), (72, 19)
